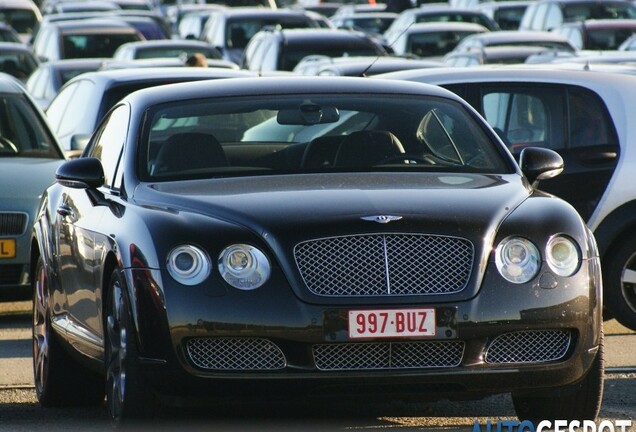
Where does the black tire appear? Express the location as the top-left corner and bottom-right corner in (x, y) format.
(604, 234), (636, 330)
(512, 326), (604, 423)
(104, 268), (158, 426)
(32, 256), (104, 407)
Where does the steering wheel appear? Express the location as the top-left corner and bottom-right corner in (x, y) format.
(0, 136), (18, 153)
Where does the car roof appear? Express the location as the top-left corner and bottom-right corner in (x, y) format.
(0, 71), (29, 93)
(0, 41), (35, 52)
(377, 63), (636, 88)
(273, 27), (378, 41)
(464, 30), (573, 43)
(63, 66), (252, 88)
(319, 57), (443, 75)
(0, 0), (40, 9)
(117, 39), (215, 49)
(45, 17), (141, 32)
(122, 76), (461, 108)
(212, 8), (316, 18)
(404, 22), (490, 33)
(573, 19), (636, 29)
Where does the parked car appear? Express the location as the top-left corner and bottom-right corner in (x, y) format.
(619, 33), (636, 51)
(477, 0), (534, 31)
(42, 0), (121, 15)
(383, 4), (498, 46)
(198, 8), (327, 64)
(31, 17), (145, 62)
(177, 7), (224, 40)
(242, 28), (387, 72)
(519, 0), (636, 32)
(44, 66), (251, 152)
(550, 18), (636, 51)
(330, 12), (398, 38)
(451, 30), (577, 54)
(0, 22), (24, 44)
(378, 64), (636, 330)
(443, 45), (561, 66)
(25, 58), (107, 109)
(0, 0), (42, 43)
(112, 39), (222, 61)
(294, 54), (442, 76)
(31, 75), (603, 425)
(0, 72), (65, 300)
(0, 41), (39, 82)
(165, 3), (225, 37)
(390, 22), (489, 60)
(100, 56), (239, 70)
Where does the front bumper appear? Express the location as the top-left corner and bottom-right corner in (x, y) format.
(128, 258), (602, 402)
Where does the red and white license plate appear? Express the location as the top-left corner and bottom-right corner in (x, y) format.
(348, 308), (436, 339)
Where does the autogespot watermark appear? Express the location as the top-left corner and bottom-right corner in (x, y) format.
(473, 420), (633, 432)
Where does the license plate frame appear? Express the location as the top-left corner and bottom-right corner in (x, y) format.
(0, 239), (16, 259)
(348, 308), (436, 339)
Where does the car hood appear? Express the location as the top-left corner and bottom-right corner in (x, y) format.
(143, 172), (529, 242)
(0, 158), (62, 208)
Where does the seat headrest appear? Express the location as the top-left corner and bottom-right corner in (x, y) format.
(154, 132), (227, 175)
(334, 130), (405, 168)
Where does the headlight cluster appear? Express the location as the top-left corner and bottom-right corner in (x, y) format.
(495, 235), (580, 284)
(167, 245), (211, 286)
(218, 244), (271, 290)
(167, 243), (271, 289)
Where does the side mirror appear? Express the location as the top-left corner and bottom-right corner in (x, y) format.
(519, 147), (564, 187)
(56, 157), (105, 189)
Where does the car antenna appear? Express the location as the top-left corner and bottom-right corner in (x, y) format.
(359, 18), (417, 78)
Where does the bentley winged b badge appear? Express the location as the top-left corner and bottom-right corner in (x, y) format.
(360, 215), (403, 224)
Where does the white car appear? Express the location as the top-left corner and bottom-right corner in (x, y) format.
(379, 64), (636, 330)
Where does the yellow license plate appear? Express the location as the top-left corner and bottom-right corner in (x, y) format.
(0, 239), (16, 258)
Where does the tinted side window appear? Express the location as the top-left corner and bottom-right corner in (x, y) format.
(568, 87), (617, 149)
(86, 104), (130, 189)
(480, 86), (565, 154)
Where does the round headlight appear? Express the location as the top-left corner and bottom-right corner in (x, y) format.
(546, 235), (580, 277)
(495, 237), (540, 284)
(218, 244), (270, 290)
(167, 245), (211, 286)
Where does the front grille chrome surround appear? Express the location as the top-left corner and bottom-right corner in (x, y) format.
(0, 212), (27, 236)
(294, 233), (474, 296)
(186, 338), (286, 371)
(485, 330), (572, 364)
(313, 341), (465, 371)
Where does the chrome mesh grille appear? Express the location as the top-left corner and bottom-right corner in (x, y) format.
(186, 338), (286, 371)
(294, 234), (473, 296)
(313, 341), (465, 371)
(0, 213), (27, 236)
(486, 330), (571, 364)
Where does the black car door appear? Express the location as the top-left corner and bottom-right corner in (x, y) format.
(445, 82), (620, 222)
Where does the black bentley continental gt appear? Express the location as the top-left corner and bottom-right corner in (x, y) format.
(31, 76), (603, 424)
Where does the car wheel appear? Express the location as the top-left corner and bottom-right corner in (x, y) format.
(32, 256), (104, 407)
(511, 325), (604, 423)
(104, 268), (157, 426)
(604, 236), (636, 330)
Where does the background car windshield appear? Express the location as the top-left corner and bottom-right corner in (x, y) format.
(143, 94), (511, 180)
(63, 33), (142, 58)
(0, 94), (59, 158)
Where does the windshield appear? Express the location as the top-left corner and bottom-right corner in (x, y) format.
(0, 93), (62, 158)
(141, 94), (512, 181)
